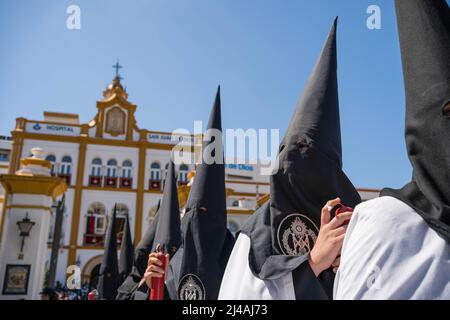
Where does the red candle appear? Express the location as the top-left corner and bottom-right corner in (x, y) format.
(335, 203), (353, 225)
(149, 252), (167, 300)
(87, 289), (97, 300)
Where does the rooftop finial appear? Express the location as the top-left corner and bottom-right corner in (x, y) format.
(102, 60), (129, 100)
(112, 59), (123, 80)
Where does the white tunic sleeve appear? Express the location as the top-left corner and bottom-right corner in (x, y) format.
(334, 196), (450, 300)
(218, 233), (296, 300)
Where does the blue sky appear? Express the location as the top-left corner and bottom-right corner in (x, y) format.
(0, 0), (432, 189)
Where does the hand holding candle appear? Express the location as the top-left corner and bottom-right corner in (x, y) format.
(144, 247), (169, 300)
(309, 198), (354, 276)
(333, 203), (353, 225)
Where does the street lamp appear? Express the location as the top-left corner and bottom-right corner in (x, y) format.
(17, 213), (35, 254)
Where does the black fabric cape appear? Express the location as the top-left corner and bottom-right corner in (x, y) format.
(122, 161), (184, 300)
(116, 201), (160, 300)
(165, 86), (236, 300)
(97, 204), (120, 300)
(118, 213), (134, 287)
(240, 18), (361, 299)
(381, 0), (450, 242)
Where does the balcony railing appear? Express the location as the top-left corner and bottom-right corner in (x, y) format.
(88, 176), (133, 189)
(149, 179), (161, 191)
(120, 177), (132, 189)
(84, 233), (123, 246)
(89, 175), (102, 187)
(84, 233), (105, 245)
(104, 177), (118, 188)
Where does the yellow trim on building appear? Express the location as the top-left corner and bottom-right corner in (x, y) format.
(256, 193), (270, 207)
(20, 157), (52, 169)
(28, 119), (83, 127)
(44, 111), (79, 120)
(144, 190), (163, 194)
(225, 180), (270, 186)
(0, 190), (8, 242)
(9, 130), (24, 174)
(227, 209), (254, 215)
(230, 191), (259, 197)
(83, 186), (137, 193)
(0, 174), (67, 198)
(12, 130), (198, 152)
(134, 131), (147, 245)
(95, 91), (137, 140)
(6, 204), (52, 213)
(67, 130), (87, 268)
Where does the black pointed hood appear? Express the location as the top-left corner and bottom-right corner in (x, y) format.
(118, 213), (134, 286)
(381, 0), (450, 241)
(281, 17), (342, 167)
(166, 86), (235, 300)
(151, 160), (182, 256)
(240, 18), (361, 290)
(97, 204), (119, 300)
(185, 86), (226, 214)
(134, 200), (160, 275)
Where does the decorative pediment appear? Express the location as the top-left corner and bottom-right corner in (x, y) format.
(93, 75), (138, 140)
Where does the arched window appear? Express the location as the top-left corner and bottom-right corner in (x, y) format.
(91, 158), (102, 176)
(179, 164), (189, 183)
(46, 154), (56, 175)
(122, 160), (132, 178)
(106, 159), (117, 177)
(115, 203), (129, 216)
(60, 156), (72, 175)
(150, 162), (161, 181)
(86, 202), (106, 235)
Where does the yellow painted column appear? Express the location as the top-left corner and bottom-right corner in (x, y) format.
(9, 133), (24, 174)
(1, 119), (26, 240)
(67, 125), (88, 267)
(0, 191), (8, 242)
(134, 130), (147, 245)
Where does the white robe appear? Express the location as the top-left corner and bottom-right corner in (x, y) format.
(334, 196), (450, 300)
(218, 234), (296, 300)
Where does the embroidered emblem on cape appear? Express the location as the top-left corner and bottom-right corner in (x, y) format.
(178, 274), (205, 300)
(277, 214), (319, 255)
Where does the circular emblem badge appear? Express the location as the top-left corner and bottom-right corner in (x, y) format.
(277, 214), (319, 256)
(178, 274), (206, 300)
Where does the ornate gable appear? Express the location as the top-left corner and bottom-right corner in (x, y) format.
(93, 72), (138, 141)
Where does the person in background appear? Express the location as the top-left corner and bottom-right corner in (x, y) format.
(40, 287), (58, 300)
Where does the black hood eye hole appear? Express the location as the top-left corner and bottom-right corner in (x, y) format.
(279, 145), (286, 154)
(296, 139), (312, 153)
(442, 102), (450, 118)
